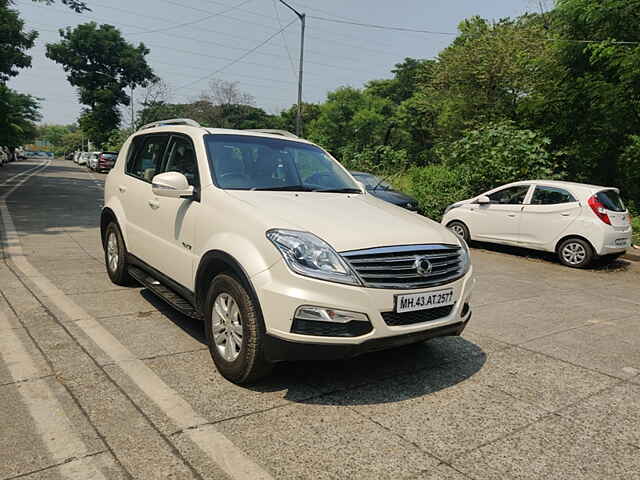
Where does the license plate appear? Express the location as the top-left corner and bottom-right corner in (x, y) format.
(395, 288), (455, 313)
(615, 238), (631, 247)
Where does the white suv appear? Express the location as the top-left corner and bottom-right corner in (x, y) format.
(442, 180), (632, 268)
(102, 119), (475, 384)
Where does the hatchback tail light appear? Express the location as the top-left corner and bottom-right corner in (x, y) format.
(588, 195), (611, 225)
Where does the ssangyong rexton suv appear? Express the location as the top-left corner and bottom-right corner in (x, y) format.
(101, 119), (475, 384)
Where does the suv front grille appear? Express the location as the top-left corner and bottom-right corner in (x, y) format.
(341, 244), (464, 289)
(381, 305), (454, 326)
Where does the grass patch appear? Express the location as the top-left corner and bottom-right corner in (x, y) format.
(632, 215), (640, 246)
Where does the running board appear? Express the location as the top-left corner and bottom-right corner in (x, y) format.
(128, 266), (203, 320)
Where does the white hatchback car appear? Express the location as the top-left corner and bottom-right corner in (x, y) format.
(442, 180), (632, 268)
(102, 119), (475, 384)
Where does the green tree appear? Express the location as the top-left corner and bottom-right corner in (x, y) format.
(442, 121), (560, 194)
(46, 22), (156, 147)
(365, 57), (435, 104)
(0, 84), (40, 147)
(0, 0), (38, 82)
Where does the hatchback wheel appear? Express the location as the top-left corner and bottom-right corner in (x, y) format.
(447, 221), (470, 243)
(558, 238), (593, 268)
(104, 222), (135, 285)
(204, 274), (271, 384)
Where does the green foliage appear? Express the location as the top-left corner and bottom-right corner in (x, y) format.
(632, 216), (640, 246)
(0, 84), (40, 147)
(618, 136), (640, 214)
(395, 165), (472, 220)
(24, 0), (89, 12)
(46, 22), (156, 147)
(338, 145), (409, 177)
(441, 122), (559, 195)
(0, 0), (38, 82)
(103, 129), (129, 152)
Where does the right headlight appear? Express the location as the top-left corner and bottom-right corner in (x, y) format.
(266, 229), (361, 286)
(458, 237), (471, 275)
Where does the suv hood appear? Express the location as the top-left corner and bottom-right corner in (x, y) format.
(226, 191), (460, 252)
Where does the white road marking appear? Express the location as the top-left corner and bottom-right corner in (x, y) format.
(0, 160), (108, 479)
(1, 160), (275, 480)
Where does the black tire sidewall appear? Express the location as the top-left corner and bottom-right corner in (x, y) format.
(104, 222), (130, 285)
(448, 221), (470, 243)
(204, 274), (268, 384)
(558, 238), (593, 268)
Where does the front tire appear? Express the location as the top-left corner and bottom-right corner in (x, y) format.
(204, 274), (272, 385)
(558, 238), (594, 268)
(104, 222), (135, 285)
(447, 221), (470, 243)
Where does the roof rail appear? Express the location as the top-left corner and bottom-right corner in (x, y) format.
(245, 129), (299, 139)
(138, 118), (201, 131)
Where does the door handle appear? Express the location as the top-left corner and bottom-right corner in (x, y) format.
(118, 186), (126, 193)
(507, 213), (517, 218)
(560, 213), (571, 216)
(148, 199), (160, 209)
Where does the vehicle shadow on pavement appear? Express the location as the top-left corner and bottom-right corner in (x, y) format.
(472, 241), (631, 272)
(138, 288), (486, 404)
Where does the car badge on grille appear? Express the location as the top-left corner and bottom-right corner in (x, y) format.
(414, 256), (433, 277)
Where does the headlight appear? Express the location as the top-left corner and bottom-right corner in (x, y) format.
(266, 229), (361, 286)
(458, 237), (471, 275)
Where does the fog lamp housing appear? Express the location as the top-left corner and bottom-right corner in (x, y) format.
(292, 306), (372, 337)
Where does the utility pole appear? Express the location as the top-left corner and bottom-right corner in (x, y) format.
(278, 0), (305, 137)
(130, 84), (135, 132)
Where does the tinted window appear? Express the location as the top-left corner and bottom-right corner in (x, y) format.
(531, 186), (576, 205)
(163, 136), (199, 187)
(101, 153), (117, 160)
(487, 185), (530, 205)
(127, 135), (168, 182)
(597, 189), (625, 212)
(205, 134), (359, 192)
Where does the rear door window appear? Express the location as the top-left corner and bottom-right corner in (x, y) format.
(596, 190), (625, 212)
(531, 186), (576, 205)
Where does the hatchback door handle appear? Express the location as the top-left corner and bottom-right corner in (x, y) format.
(560, 213), (571, 216)
(148, 199), (159, 209)
(118, 186), (126, 193)
(507, 213), (517, 218)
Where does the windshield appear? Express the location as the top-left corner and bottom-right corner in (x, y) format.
(352, 173), (391, 190)
(596, 189), (626, 212)
(204, 134), (360, 193)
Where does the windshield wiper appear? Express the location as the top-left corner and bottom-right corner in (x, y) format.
(251, 185), (313, 192)
(312, 187), (363, 193)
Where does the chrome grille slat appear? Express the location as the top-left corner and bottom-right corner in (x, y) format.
(342, 244), (464, 290)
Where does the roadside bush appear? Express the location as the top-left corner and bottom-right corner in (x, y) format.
(339, 145), (409, 176)
(440, 121), (560, 194)
(396, 165), (472, 220)
(618, 136), (640, 214)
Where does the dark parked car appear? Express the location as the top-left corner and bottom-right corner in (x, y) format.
(96, 152), (118, 172)
(350, 171), (419, 212)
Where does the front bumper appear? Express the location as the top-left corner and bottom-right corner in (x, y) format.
(251, 259), (475, 358)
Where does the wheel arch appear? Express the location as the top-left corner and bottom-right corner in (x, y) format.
(555, 234), (595, 255)
(100, 208), (118, 248)
(195, 250), (264, 319)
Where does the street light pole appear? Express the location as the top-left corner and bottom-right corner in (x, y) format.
(278, 0), (305, 137)
(130, 84), (135, 132)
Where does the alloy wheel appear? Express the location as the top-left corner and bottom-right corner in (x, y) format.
(106, 231), (119, 273)
(561, 242), (586, 266)
(211, 293), (243, 362)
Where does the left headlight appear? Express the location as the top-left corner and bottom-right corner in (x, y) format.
(266, 229), (361, 286)
(458, 237), (471, 275)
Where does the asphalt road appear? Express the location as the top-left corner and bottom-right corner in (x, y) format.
(1, 158), (639, 480)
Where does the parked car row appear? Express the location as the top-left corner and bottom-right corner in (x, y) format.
(72, 151), (118, 172)
(0, 146), (25, 165)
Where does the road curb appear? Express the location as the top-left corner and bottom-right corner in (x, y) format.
(623, 246), (640, 262)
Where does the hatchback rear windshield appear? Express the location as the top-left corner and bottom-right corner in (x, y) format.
(596, 189), (625, 212)
(204, 134), (360, 193)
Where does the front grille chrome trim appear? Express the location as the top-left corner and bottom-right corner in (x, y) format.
(341, 244), (465, 290)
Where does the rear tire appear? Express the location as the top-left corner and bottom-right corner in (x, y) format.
(557, 238), (594, 268)
(447, 221), (470, 243)
(204, 274), (272, 385)
(104, 222), (135, 286)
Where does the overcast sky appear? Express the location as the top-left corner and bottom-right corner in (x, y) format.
(9, 0), (536, 125)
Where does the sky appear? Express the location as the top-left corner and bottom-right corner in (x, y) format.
(8, 0), (537, 125)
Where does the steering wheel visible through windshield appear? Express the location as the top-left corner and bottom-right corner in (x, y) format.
(204, 134), (361, 193)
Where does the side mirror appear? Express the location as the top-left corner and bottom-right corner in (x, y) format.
(476, 195), (491, 205)
(152, 172), (194, 199)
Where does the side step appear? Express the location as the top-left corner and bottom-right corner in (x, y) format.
(128, 266), (203, 320)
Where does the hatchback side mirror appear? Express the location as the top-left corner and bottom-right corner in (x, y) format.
(152, 172), (194, 199)
(476, 195), (491, 205)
